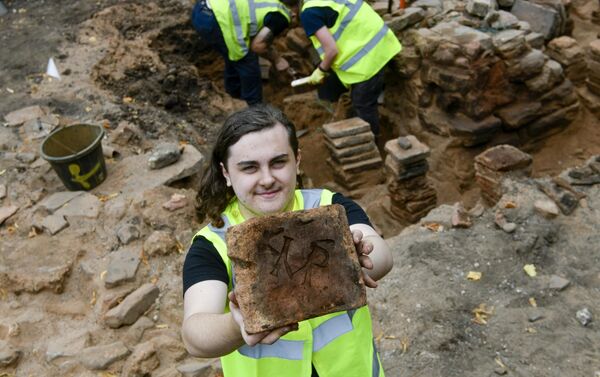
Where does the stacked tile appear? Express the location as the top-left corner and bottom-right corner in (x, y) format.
(385, 136), (437, 223)
(586, 40), (600, 96)
(579, 39), (600, 118)
(546, 36), (587, 84)
(323, 118), (383, 197)
(474, 145), (532, 205)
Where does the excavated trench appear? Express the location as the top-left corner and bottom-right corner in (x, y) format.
(89, 1), (600, 237)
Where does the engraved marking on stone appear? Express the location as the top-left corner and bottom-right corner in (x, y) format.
(268, 233), (332, 285)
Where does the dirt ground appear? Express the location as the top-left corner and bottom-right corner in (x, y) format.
(1, 0), (600, 376)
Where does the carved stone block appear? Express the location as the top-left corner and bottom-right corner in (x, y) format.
(226, 205), (366, 333)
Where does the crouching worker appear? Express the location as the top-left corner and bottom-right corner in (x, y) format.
(284, 0), (401, 139)
(182, 105), (393, 376)
(192, 0), (292, 105)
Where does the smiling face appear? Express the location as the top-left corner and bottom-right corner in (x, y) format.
(222, 123), (300, 219)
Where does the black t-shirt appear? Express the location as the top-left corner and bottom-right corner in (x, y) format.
(264, 12), (290, 36)
(300, 7), (338, 37)
(182, 192), (372, 294)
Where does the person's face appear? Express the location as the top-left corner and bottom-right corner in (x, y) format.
(222, 123), (300, 219)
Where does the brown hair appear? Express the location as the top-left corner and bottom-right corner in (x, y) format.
(196, 105), (300, 227)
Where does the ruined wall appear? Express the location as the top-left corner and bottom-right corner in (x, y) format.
(383, 0), (582, 149)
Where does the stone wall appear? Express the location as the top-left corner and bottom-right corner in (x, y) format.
(382, 0), (581, 149)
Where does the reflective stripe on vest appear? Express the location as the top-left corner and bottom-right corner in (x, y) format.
(239, 339), (305, 360)
(314, 0), (362, 56)
(249, 0), (291, 36)
(213, 0), (290, 61)
(340, 24), (389, 71)
(309, 0), (390, 72)
(302, 0), (401, 85)
(312, 311), (353, 352)
(228, 0), (249, 57)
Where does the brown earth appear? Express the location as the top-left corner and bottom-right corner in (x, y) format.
(1, 0), (600, 376)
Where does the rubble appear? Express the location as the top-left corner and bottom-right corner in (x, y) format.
(547, 36), (587, 83)
(78, 341), (131, 370)
(104, 246), (141, 288)
(104, 283), (160, 328)
(0, 205), (18, 225)
(576, 308), (593, 326)
(148, 142), (182, 170)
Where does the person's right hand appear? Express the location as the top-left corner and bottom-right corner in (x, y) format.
(307, 66), (327, 85)
(229, 291), (298, 346)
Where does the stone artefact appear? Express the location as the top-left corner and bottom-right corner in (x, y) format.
(105, 247), (141, 288)
(226, 204), (365, 333)
(385, 136), (437, 223)
(548, 275), (570, 290)
(323, 117), (383, 197)
(475, 145), (532, 204)
(78, 341), (130, 370)
(4, 105), (48, 127)
(576, 308), (593, 326)
(0, 205), (18, 225)
(104, 284), (160, 328)
(144, 230), (178, 256)
(0, 341), (21, 367)
(148, 143), (182, 170)
(510, 0), (563, 41)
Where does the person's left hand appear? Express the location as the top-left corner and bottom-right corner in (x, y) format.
(351, 229), (378, 288)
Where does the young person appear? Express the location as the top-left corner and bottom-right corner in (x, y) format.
(182, 105), (393, 376)
(192, 0), (292, 105)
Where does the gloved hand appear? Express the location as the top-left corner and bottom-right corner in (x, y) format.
(308, 66), (327, 85)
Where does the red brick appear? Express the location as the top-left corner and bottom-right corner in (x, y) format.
(226, 205), (366, 333)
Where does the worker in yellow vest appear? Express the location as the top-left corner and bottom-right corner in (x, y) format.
(182, 105), (393, 376)
(285, 0), (401, 139)
(192, 0), (293, 105)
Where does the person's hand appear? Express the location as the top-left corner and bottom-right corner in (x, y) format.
(351, 229), (378, 288)
(308, 66), (327, 85)
(275, 57), (290, 71)
(229, 291), (298, 346)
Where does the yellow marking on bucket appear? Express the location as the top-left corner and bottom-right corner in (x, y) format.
(69, 162), (101, 189)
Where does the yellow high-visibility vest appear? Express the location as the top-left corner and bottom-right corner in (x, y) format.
(302, 0), (401, 85)
(193, 189), (384, 377)
(211, 0), (291, 61)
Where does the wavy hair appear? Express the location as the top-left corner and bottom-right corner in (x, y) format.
(197, 105), (300, 227)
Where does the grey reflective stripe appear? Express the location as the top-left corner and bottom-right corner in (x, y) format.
(238, 339), (305, 360)
(249, 1), (291, 37)
(372, 338), (380, 377)
(301, 189), (323, 209)
(340, 24), (389, 71)
(207, 214), (232, 243)
(229, 0), (249, 55)
(249, 0), (258, 36)
(332, 0), (361, 40)
(312, 312), (354, 352)
(315, 0), (362, 56)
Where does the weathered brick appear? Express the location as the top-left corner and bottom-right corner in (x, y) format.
(384, 135), (430, 165)
(325, 131), (374, 149)
(226, 205), (366, 333)
(474, 145), (532, 172)
(322, 117), (371, 139)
